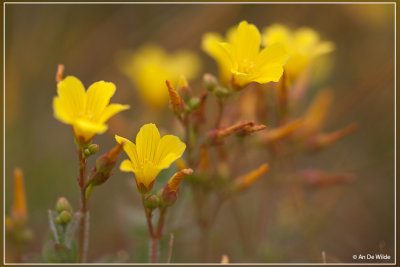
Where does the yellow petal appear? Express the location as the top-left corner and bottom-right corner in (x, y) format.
(202, 34), (233, 85)
(169, 51), (201, 81)
(86, 81), (116, 120)
(262, 24), (292, 49)
(73, 119), (107, 141)
(136, 123), (161, 164)
(314, 41), (335, 56)
(115, 135), (139, 169)
(56, 76), (86, 119)
(294, 27), (319, 50)
(231, 21), (261, 62)
(100, 104), (130, 123)
(53, 97), (73, 124)
(256, 43), (289, 69)
(134, 166), (162, 188)
(120, 159), (135, 172)
(252, 65), (285, 84)
(155, 135), (186, 168)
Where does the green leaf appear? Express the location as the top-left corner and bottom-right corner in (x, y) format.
(42, 240), (78, 263)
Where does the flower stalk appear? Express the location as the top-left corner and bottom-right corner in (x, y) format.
(77, 148), (89, 263)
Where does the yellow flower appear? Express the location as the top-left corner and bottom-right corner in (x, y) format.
(115, 123), (186, 193)
(120, 44), (200, 109)
(262, 24), (334, 82)
(202, 21), (289, 88)
(53, 76), (130, 145)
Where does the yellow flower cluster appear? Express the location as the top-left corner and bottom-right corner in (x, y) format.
(203, 21), (289, 88)
(120, 44), (201, 108)
(203, 21), (333, 87)
(262, 24), (334, 81)
(53, 20), (335, 197)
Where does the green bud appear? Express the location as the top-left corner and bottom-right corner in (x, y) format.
(56, 197), (73, 214)
(188, 97), (201, 110)
(143, 195), (160, 211)
(214, 86), (230, 98)
(203, 73), (218, 92)
(83, 144), (99, 158)
(56, 210), (72, 225)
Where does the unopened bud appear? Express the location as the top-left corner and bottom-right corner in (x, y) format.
(161, 169), (193, 206)
(262, 119), (304, 143)
(55, 210), (72, 225)
(233, 163), (269, 192)
(301, 169), (356, 187)
(301, 89), (333, 136)
(143, 195), (160, 211)
(56, 197), (73, 214)
(56, 64), (64, 84)
(237, 124), (266, 136)
(188, 97), (201, 110)
(83, 144), (99, 158)
(166, 80), (184, 114)
(207, 121), (255, 145)
(307, 123), (357, 151)
(214, 86), (230, 98)
(12, 168), (27, 224)
(88, 143), (124, 186)
(203, 73), (218, 92)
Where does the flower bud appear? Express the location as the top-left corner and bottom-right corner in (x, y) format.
(11, 168), (27, 225)
(188, 97), (201, 111)
(307, 123), (357, 151)
(233, 163), (269, 192)
(261, 119), (304, 143)
(55, 197), (73, 214)
(203, 73), (218, 92)
(143, 195), (160, 211)
(207, 121), (255, 145)
(55, 210), (72, 225)
(56, 64), (64, 84)
(301, 169), (356, 187)
(166, 80), (184, 114)
(88, 142), (124, 186)
(161, 169), (193, 207)
(214, 86), (230, 98)
(83, 144), (99, 158)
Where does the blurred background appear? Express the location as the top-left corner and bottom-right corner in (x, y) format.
(5, 3), (395, 263)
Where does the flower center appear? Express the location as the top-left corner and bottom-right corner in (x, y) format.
(238, 58), (255, 74)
